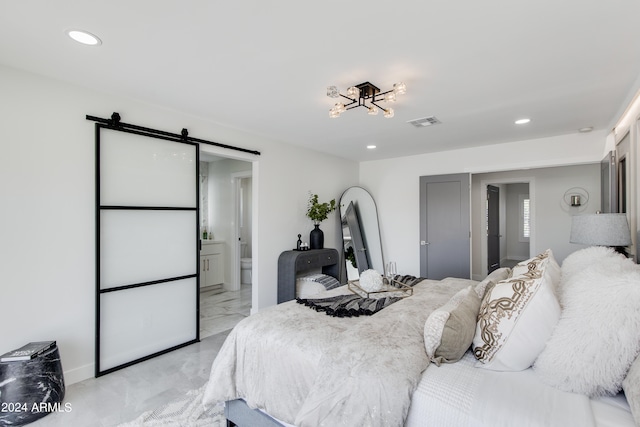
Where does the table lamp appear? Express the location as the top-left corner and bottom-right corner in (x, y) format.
(570, 213), (631, 254)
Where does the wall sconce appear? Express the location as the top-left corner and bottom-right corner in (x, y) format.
(563, 187), (589, 211)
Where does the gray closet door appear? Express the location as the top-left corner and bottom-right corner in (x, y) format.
(96, 127), (199, 375)
(419, 173), (470, 280)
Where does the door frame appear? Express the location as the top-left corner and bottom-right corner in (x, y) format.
(199, 144), (259, 315)
(478, 176), (536, 279)
(232, 170), (253, 292)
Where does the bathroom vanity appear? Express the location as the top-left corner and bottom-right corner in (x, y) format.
(200, 240), (225, 288)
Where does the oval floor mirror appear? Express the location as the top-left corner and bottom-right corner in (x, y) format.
(339, 186), (384, 281)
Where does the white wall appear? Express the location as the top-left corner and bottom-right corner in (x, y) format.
(360, 132), (607, 278)
(471, 164), (601, 279)
(0, 65), (358, 384)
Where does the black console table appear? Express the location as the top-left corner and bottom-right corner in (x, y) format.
(277, 248), (340, 303)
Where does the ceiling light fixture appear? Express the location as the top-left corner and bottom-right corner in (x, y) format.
(366, 145), (377, 150)
(327, 81), (406, 119)
(66, 29), (102, 46)
(515, 118), (531, 125)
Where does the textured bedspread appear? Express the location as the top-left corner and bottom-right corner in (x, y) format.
(202, 277), (476, 427)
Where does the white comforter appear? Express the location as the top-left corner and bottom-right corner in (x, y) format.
(203, 278), (474, 427)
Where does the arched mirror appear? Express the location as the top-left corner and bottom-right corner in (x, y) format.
(339, 186), (384, 281)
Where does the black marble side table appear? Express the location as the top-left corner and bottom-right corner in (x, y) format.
(0, 345), (65, 426)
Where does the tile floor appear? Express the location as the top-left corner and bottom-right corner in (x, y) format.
(501, 258), (523, 268)
(200, 283), (252, 338)
(30, 284), (252, 427)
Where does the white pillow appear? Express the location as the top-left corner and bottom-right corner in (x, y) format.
(472, 249), (561, 371)
(556, 246), (619, 304)
(534, 253), (640, 396)
(295, 274), (340, 299)
(296, 279), (327, 299)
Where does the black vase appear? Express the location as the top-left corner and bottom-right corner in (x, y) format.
(310, 224), (324, 249)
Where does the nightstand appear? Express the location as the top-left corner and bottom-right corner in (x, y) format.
(277, 248), (340, 303)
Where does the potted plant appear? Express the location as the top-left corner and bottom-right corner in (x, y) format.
(306, 193), (337, 249)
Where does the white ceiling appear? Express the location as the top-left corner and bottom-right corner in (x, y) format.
(2, 1), (640, 162)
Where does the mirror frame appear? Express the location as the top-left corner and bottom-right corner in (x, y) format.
(339, 186), (384, 281)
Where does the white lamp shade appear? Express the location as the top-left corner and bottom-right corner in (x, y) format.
(570, 213), (631, 246)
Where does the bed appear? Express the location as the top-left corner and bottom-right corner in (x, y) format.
(202, 247), (640, 427)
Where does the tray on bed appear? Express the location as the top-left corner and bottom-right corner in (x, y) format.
(347, 278), (413, 299)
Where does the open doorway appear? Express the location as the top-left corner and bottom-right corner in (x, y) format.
(480, 179), (532, 278)
(199, 152), (254, 339)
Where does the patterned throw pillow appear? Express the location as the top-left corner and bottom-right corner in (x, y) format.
(472, 249), (561, 371)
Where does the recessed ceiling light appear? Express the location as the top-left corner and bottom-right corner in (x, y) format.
(366, 145), (377, 150)
(66, 29), (102, 46)
(579, 126), (593, 133)
(514, 118), (531, 125)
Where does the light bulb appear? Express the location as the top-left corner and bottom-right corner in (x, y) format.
(326, 86), (339, 98)
(368, 106), (379, 116)
(385, 92), (396, 102)
(384, 108), (394, 118)
(336, 103), (346, 113)
(393, 82), (406, 95)
(329, 108), (340, 118)
(347, 86), (359, 99)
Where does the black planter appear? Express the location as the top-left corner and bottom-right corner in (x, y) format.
(310, 224), (324, 249)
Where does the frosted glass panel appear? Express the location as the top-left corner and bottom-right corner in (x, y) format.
(100, 278), (197, 371)
(101, 210), (197, 289)
(100, 129), (196, 207)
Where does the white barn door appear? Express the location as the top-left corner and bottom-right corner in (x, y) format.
(96, 124), (199, 376)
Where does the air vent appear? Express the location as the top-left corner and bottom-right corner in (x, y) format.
(407, 116), (441, 128)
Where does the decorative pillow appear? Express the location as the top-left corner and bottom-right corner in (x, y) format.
(556, 246), (619, 304)
(474, 267), (511, 299)
(623, 353), (640, 426)
(533, 253), (640, 396)
(424, 285), (481, 366)
(472, 249), (561, 371)
(510, 252), (561, 285)
(296, 273), (340, 298)
(359, 269), (384, 292)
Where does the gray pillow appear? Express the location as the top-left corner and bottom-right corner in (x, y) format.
(424, 286), (482, 366)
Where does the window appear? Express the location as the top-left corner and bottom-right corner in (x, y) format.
(520, 194), (530, 242)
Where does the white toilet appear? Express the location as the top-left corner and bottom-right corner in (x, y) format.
(240, 242), (252, 285)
